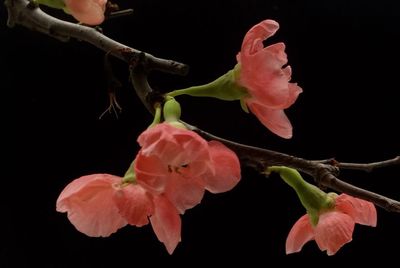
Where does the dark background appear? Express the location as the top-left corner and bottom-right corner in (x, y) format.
(2, 0), (400, 267)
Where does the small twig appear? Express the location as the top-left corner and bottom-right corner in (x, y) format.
(337, 156), (400, 172)
(99, 92), (122, 119)
(107, 9), (134, 20)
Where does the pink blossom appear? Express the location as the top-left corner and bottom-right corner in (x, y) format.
(56, 174), (127, 237)
(65, 0), (107, 25)
(135, 123), (241, 214)
(57, 173), (182, 254)
(236, 20), (302, 139)
(286, 194), (377, 255)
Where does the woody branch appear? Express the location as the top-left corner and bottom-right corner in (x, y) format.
(5, 0), (400, 212)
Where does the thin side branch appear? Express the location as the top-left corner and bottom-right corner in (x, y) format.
(186, 123), (400, 213)
(6, 0), (400, 213)
(338, 156), (400, 172)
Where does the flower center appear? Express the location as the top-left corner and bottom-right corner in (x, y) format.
(167, 163), (189, 174)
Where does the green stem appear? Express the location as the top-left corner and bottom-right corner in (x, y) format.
(167, 67), (248, 101)
(267, 166), (335, 225)
(148, 103), (162, 128)
(123, 161), (136, 184)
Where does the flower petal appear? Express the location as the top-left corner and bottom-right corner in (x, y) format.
(286, 214), (315, 254)
(314, 211), (355, 256)
(335, 194), (377, 227)
(113, 184), (154, 227)
(65, 0), (106, 25)
(164, 173), (205, 214)
(247, 101), (293, 139)
(202, 141), (241, 193)
(137, 123), (210, 170)
(239, 19), (280, 57)
(135, 153), (168, 193)
(56, 174), (127, 237)
(150, 195), (181, 254)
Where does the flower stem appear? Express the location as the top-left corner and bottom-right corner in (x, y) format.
(148, 103), (162, 128)
(267, 166), (335, 225)
(166, 68), (248, 101)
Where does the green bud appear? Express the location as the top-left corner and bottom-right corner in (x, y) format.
(163, 97), (182, 122)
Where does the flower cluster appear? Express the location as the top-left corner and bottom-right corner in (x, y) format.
(57, 122), (241, 254)
(55, 17), (378, 256)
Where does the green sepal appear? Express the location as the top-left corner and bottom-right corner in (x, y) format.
(240, 98), (249, 113)
(267, 166), (336, 226)
(123, 161), (136, 184)
(167, 64), (249, 101)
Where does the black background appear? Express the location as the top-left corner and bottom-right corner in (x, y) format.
(2, 0), (400, 267)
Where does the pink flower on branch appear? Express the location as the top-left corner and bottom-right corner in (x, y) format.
(236, 20), (303, 139)
(56, 173), (181, 254)
(56, 174), (128, 237)
(135, 122), (241, 214)
(56, 123), (241, 254)
(286, 194), (377, 255)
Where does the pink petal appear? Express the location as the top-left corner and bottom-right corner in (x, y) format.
(239, 19), (280, 57)
(150, 195), (181, 254)
(287, 82), (303, 107)
(314, 211), (355, 256)
(135, 153), (168, 194)
(113, 184), (154, 227)
(137, 123), (210, 171)
(335, 194), (377, 227)
(203, 141), (241, 193)
(239, 46), (291, 109)
(247, 101), (293, 139)
(164, 173), (205, 214)
(286, 214), (315, 254)
(56, 174), (127, 237)
(65, 0), (107, 25)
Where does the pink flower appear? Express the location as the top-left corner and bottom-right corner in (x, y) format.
(236, 20), (302, 139)
(286, 194), (377, 255)
(65, 0), (107, 25)
(57, 173), (182, 254)
(56, 174), (128, 237)
(57, 123), (240, 254)
(135, 123), (241, 214)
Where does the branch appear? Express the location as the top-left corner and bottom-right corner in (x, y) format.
(4, 0), (188, 76)
(337, 156), (400, 172)
(187, 124), (400, 213)
(6, 0), (400, 213)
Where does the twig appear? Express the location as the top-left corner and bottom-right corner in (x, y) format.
(5, 0), (400, 213)
(337, 156), (400, 172)
(107, 9), (134, 20)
